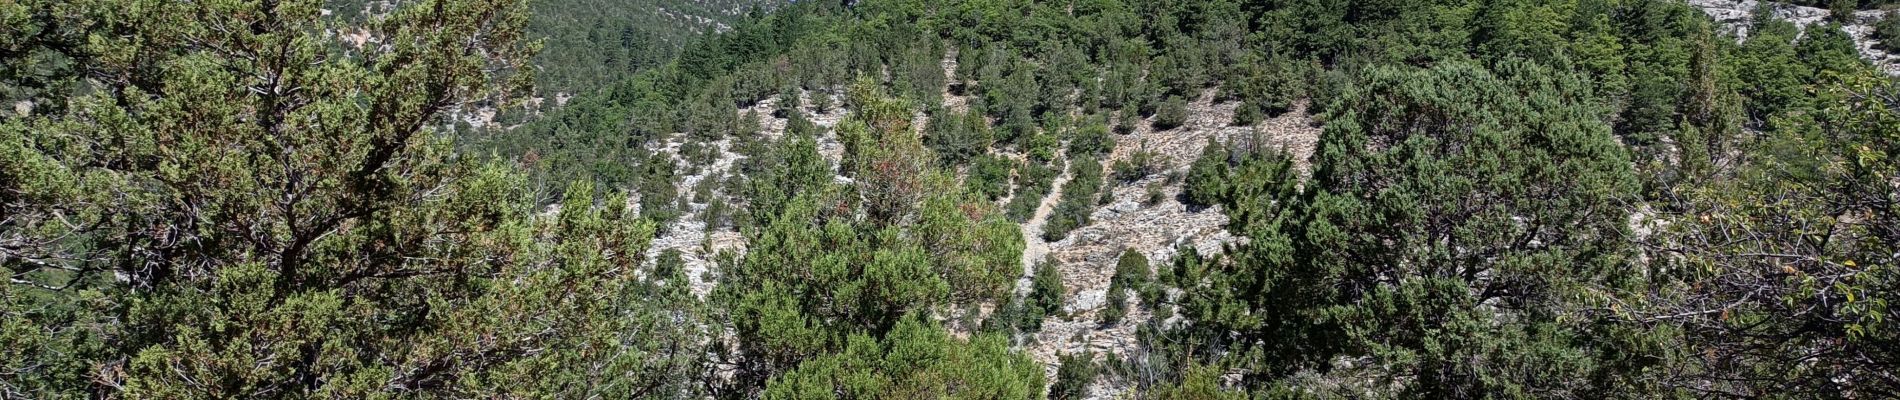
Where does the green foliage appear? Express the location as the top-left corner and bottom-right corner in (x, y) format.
(1067, 119), (1117, 157)
(920, 195), (1027, 304)
(1042, 157), (1105, 242)
(926, 109), (995, 166)
(983, 296), (1036, 336)
(1049, 352), (1100, 400)
(812, 90), (836, 113)
(966, 154), (1016, 201)
(1829, 0), (1857, 23)
(1182, 139), (1230, 208)
(1640, 73), (1900, 397)
(1004, 160), (1061, 222)
(507, 0), (1900, 396)
(657, 248), (688, 280)
(1228, 55), (1308, 125)
(896, 43), (950, 109)
(0, 0), (87, 116)
(1153, 95), (1190, 131)
(1146, 365), (1247, 400)
(1113, 106), (1141, 135)
(0, 0), (707, 396)
(1111, 148), (1168, 183)
(1101, 249), (1153, 326)
(1171, 61), (1642, 395)
(717, 86), (1031, 395)
(1572, 12), (1631, 98)
(1023, 124), (1062, 163)
(1875, 11), (1900, 51)
(636, 151), (686, 226)
(332, 0), (778, 97)
(1143, 182), (1167, 206)
(983, 257), (1064, 336)
(461, 1), (830, 191)
(743, 129), (835, 229)
(724, 193), (946, 372)
(1734, 11), (1813, 123)
(989, 59), (1041, 145)
(1798, 23), (1867, 79)
(1231, 100), (1265, 127)
(762, 314), (1044, 399)
(13, 0), (1888, 397)
(527, 0), (779, 96)
(1030, 259), (1067, 317)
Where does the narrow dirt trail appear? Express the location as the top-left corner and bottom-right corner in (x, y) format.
(1014, 150), (1073, 296)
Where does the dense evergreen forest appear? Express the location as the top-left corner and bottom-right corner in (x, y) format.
(5, 0), (1900, 398)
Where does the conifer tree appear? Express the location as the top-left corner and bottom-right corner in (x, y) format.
(1, 0), (708, 396)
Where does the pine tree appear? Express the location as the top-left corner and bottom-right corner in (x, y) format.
(1153, 95), (1189, 130)
(1031, 259), (1067, 316)
(0, 0), (708, 396)
(1100, 249), (1153, 325)
(1049, 352), (1100, 400)
(1183, 138), (1231, 208)
(1173, 61), (1641, 394)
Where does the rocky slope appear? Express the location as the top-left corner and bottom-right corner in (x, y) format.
(1020, 92), (1319, 397)
(631, 48), (1324, 398)
(1689, 0), (1900, 74)
(642, 88), (850, 297)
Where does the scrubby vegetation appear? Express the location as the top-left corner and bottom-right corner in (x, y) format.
(1877, 11), (1900, 51)
(1042, 157), (1105, 242)
(5, 0), (1900, 397)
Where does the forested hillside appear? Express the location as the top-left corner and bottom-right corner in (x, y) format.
(327, 0), (777, 101)
(5, 0), (1900, 399)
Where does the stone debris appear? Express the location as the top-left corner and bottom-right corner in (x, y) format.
(641, 85), (855, 298)
(643, 135), (748, 298)
(674, 50), (1324, 397)
(1251, 101), (1323, 176)
(746, 88), (851, 168)
(1019, 89), (1320, 395)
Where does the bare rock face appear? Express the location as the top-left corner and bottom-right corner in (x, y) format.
(1844, 15), (1900, 75)
(1688, 0), (1900, 74)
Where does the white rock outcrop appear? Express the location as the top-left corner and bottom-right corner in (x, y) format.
(1688, 0), (1900, 74)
